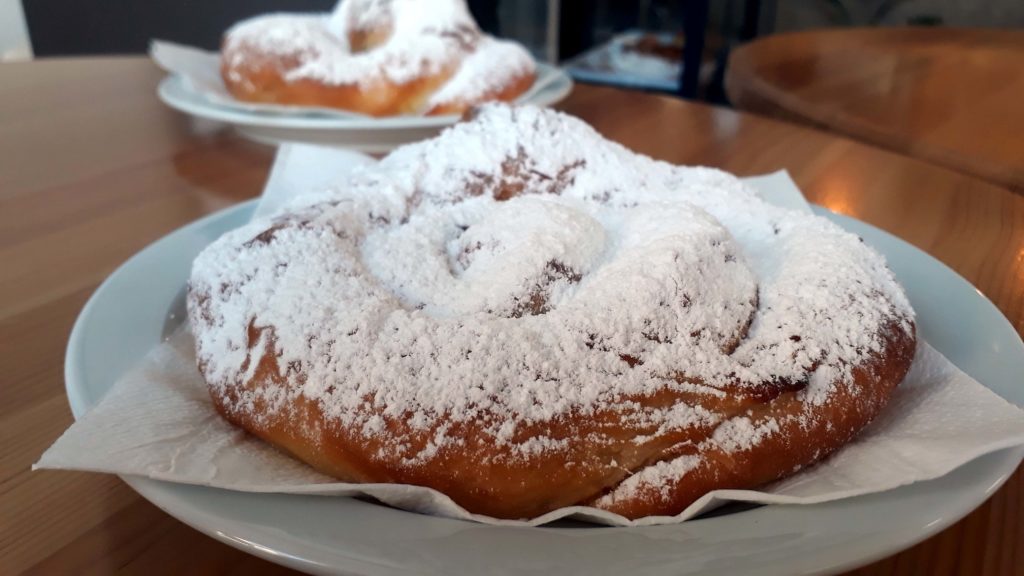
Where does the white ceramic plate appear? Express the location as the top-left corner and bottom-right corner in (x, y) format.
(156, 64), (573, 152)
(65, 201), (1024, 576)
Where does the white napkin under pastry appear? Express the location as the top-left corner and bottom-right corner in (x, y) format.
(36, 147), (1024, 527)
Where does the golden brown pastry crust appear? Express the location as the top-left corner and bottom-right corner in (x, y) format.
(593, 321), (915, 518)
(189, 105), (916, 521)
(204, 319), (913, 519)
(220, 4), (535, 117)
(425, 73), (536, 117)
(220, 48), (457, 117)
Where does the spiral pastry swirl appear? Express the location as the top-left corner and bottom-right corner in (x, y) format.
(188, 105), (916, 520)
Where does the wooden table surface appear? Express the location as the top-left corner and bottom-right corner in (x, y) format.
(725, 28), (1024, 193)
(2, 57), (1022, 575)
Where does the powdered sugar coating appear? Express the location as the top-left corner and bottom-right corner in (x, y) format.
(188, 105), (913, 487)
(222, 0), (534, 110)
(222, 10), (464, 88)
(427, 36), (535, 109)
(331, 0), (475, 37)
(595, 455), (701, 507)
(593, 415), (786, 508)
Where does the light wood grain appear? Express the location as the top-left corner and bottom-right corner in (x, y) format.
(726, 28), (1024, 194)
(1, 58), (1021, 575)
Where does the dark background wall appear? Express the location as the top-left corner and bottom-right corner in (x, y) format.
(23, 0), (502, 56)
(25, 0), (333, 55)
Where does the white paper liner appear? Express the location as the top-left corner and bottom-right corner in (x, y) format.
(149, 40), (562, 120)
(36, 146), (1024, 526)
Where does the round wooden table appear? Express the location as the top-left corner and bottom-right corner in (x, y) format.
(2, 58), (1022, 575)
(726, 28), (1024, 193)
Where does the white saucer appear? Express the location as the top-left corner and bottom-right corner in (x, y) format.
(64, 201), (1024, 575)
(157, 64), (573, 152)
